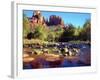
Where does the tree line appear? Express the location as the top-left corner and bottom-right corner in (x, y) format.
(23, 15), (91, 42)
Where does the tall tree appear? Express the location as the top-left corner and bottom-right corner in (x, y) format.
(79, 20), (91, 41)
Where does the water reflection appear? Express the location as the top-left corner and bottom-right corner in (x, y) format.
(23, 43), (91, 69)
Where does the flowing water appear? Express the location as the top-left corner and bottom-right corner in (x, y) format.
(23, 43), (91, 69)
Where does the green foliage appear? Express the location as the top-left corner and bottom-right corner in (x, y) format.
(55, 27), (64, 41)
(23, 12), (91, 42)
(23, 15), (30, 38)
(65, 24), (75, 37)
(33, 24), (49, 41)
(74, 26), (81, 36)
(79, 20), (91, 41)
(47, 31), (55, 42)
(47, 26), (64, 42)
(61, 25), (75, 37)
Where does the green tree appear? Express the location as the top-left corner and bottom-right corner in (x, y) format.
(55, 26), (64, 41)
(47, 31), (55, 42)
(58, 24), (75, 42)
(79, 20), (91, 41)
(74, 26), (81, 36)
(46, 26), (64, 42)
(33, 24), (48, 41)
(23, 15), (30, 38)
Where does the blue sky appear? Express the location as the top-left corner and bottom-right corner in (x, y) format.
(23, 10), (91, 27)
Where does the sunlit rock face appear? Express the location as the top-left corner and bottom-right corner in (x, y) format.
(28, 10), (65, 33)
(45, 15), (64, 27)
(29, 10), (46, 31)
